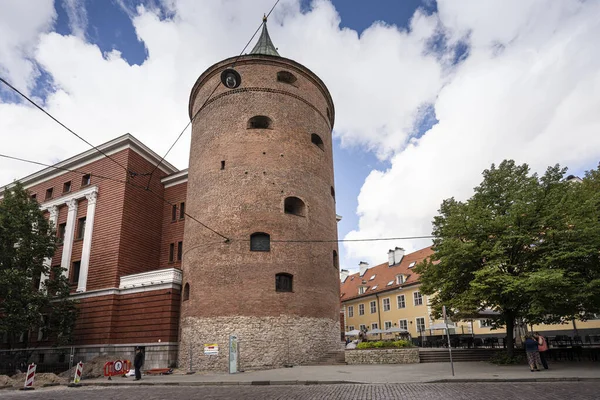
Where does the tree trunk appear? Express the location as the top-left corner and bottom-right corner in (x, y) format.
(505, 312), (515, 357)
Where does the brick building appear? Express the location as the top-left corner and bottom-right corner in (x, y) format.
(1, 18), (341, 370)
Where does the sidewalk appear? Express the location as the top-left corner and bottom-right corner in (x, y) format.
(81, 362), (600, 386)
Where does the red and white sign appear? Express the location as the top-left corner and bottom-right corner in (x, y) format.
(24, 363), (36, 388)
(73, 362), (83, 384)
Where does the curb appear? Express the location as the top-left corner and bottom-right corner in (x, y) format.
(428, 377), (600, 383)
(77, 380), (359, 387)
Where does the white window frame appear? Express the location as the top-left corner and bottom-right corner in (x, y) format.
(370, 300), (377, 314)
(382, 297), (391, 312)
(413, 291), (423, 306)
(371, 322), (379, 330)
(384, 321), (392, 330)
(358, 303), (365, 316)
(397, 294), (406, 309)
(396, 274), (405, 284)
(348, 325), (355, 331)
(348, 306), (354, 318)
(415, 317), (426, 332)
(358, 286), (366, 294)
(359, 324), (367, 332)
(398, 319), (408, 331)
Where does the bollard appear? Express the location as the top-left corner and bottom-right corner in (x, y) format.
(20, 363), (36, 390)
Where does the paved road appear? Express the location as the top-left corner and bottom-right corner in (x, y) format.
(1, 382), (598, 399)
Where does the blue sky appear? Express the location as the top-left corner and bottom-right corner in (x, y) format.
(2, 0), (599, 271)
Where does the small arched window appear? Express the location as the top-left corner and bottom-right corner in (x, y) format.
(247, 116), (273, 129)
(330, 186), (335, 200)
(277, 71), (297, 85)
(275, 273), (293, 292)
(284, 197), (306, 217)
(183, 283), (190, 301)
(333, 250), (339, 269)
(250, 232), (270, 252)
(311, 134), (324, 151)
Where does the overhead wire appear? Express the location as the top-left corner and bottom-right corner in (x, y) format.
(0, 77), (133, 176)
(145, 0), (282, 184)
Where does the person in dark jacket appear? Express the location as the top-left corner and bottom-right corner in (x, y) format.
(134, 347), (143, 380)
(524, 334), (542, 372)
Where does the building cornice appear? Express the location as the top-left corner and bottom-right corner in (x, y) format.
(0, 134), (179, 196)
(119, 268), (183, 289)
(161, 169), (188, 188)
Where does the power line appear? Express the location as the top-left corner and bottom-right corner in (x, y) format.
(146, 0), (282, 183)
(1, 151), (230, 241)
(0, 77), (133, 175)
(0, 153), (128, 185)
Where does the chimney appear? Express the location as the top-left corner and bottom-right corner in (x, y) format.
(394, 247), (405, 264)
(359, 261), (369, 277)
(388, 249), (395, 266)
(340, 269), (349, 282)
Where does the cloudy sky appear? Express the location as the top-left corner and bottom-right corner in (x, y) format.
(1, 0), (599, 272)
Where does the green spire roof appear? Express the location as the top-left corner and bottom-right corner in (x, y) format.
(250, 16), (280, 57)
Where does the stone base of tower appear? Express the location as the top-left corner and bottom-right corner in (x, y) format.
(178, 315), (341, 372)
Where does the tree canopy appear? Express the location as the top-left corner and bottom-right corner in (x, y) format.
(0, 183), (78, 353)
(416, 160), (600, 354)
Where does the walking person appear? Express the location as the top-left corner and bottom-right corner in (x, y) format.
(524, 334), (543, 372)
(534, 332), (549, 369)
(134, 347), (143, 380)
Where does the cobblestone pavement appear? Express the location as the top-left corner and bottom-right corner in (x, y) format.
(1, 382), (598, 400)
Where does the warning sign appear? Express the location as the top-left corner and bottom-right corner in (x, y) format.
(204, 344), (219, 355)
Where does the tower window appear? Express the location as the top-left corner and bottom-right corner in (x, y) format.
(250, 232), (270, 252)
(311, 134), (324, 151)
(330, 186), (335, 200)
(221, 160), (225, 170)
(183, 283), (190, 301)
(275, 273), (293, 292)
(277, 71), (297, 85)
(333, 250), (339, 269)
(284, 197), (306, 217)
(247, 116), (273, 129)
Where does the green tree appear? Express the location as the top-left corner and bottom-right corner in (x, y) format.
(0, 183), (78, 360)
(416, 160), (600, 355)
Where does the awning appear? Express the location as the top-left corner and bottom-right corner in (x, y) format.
(366, 329), (385, 334)
(429, 323), (456, 330)
(345, 330), (361, 336)
(383, 327), (409, 333)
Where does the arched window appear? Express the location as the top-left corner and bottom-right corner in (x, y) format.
(284, 197), (306, 217)
(277, 71), (297, 85)
(333, 250), (339, 269)
(250, 232), (270, 251)
(311, 134), (324, 151)
(247, 116), (273, 129)
(330, 186), (335, 200)
(183, 283), (190, 301)
(275, 273), (293, 292)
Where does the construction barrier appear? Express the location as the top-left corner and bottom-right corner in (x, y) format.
(24, 363), (36, 388)
(73, 361), (83, 384)
(104, 360), (131, 380)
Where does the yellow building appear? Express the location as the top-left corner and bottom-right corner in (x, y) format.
(340, 246), (600, 342)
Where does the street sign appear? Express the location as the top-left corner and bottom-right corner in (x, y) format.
(204, 344), (219, 356)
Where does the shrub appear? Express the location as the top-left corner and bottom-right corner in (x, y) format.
(489, 352), (526, 365)
(355, 340), (414, 349)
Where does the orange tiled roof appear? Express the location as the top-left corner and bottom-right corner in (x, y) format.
(340, 246), (434, 302)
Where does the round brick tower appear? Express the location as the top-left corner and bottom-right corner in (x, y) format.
(179, 19), (341, 371)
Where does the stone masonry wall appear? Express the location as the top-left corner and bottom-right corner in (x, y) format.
(345, 348), (420, 365)
(179, 315), (340, 372)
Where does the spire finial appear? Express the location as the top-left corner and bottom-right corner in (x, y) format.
(263, 14), (267, 23)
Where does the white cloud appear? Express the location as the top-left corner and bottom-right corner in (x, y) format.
(344, 0), (600, 267)
(62, 0), (89, 39)
(0, 0), (55, 93)
(1, 0), (599, 272)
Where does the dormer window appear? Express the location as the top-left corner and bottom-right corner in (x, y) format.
(369, 275), (376, 281)
(371, 285), (378, 290)
(408, 261), (416, 268)
(387, 280), (394, 286)
(396, 274), (406, 284)
(358, 286), (366, 295)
